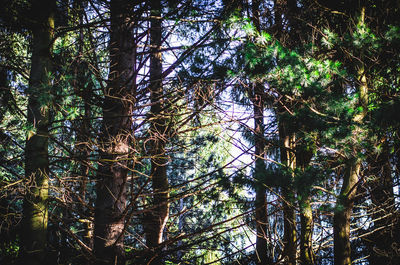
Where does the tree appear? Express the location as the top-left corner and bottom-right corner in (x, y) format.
(250, 1), (271, 264)
(332, 6), (368, 265)
(1, 1), (400, 264)
(93, 1), (136, 264)
(21, 1), (55, 264)
(143, 0), (170, 263)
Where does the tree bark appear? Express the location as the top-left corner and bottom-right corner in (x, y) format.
(253, 84), (270, 265)
(250, 1), (271, 264)
(21, 1), (55, 264)
(333, 159), (360, 265)
(298, 151), (315, 265)
(279, 123), (297, 265)
(334, 7), (367, 265)
(143, 0), (170, 264)
(299, 197), (314, 265)
(93, 1), (135, 264)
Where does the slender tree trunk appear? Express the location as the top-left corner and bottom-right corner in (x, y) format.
(78, 96), (93, 250)
(250, 1), (271, 264)
(253, 84), (270, 265)
(143, 0), (169, 264)
(279, 124), (297, 265)
(21, 1), (55, 264)
(93, 1), (135, 264)
(333, 8), (367, 265)
(74, 0), (93, 250)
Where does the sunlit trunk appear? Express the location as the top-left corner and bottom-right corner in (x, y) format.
(333, 159), (360, 265)
(298, 151), (315, 265)
(279, 124), (297, 265)
(21, 1), (55, 263)
(333, 7), (367, 265)
(299, 197), (314, 265)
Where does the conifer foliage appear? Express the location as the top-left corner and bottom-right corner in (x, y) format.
(1, 0), (400, 264)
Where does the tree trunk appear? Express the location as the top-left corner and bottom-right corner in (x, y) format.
(21, 1), (55, 264)
(279, 124), (297, 265)
(333, 159), (360, 265)
(143, 0), (170, 264)
(250, 1), (271, 264)
(298, 151), (315, 265)
(253, 84), (270, 264)
(75, 0), (93, 250)
(334, 8), (367, 265)
(93, 1), (135, 264)
(299, 197), (314, 265)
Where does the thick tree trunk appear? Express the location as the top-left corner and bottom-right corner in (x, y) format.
(334, 8), (367, 264)
(279, 124), (297, 265)
(21, 1), (55, 264)
(93, 1), (135, 264)
(299, 197), (314, 265)
(143, 0), (169, 264)
(333, 160), (360, 265)
(298, 152), (315, 265)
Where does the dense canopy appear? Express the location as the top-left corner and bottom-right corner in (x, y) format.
(1, 0), (400, 264)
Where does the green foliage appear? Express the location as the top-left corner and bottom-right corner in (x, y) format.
(2, 1), (400, 264)
(0, 240), (19, 261)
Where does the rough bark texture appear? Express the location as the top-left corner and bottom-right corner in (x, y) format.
(298, 151), (315, 265)
(279, 124), (297, 265)
(299, 197), (314, 265)
(93, 1), (135, 264)
(21, 1), (55, 264)
(333, 160), (360, 265)
(334, 8), (367, 264)
(143, 0), (170, 264)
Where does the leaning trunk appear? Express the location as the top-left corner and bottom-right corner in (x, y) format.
(143, 0), (169, 264)
(93, 1), (135, 264)
(21, 1), (55, 263)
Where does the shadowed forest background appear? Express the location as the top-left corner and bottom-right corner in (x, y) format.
(1, 0), (400, 264)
